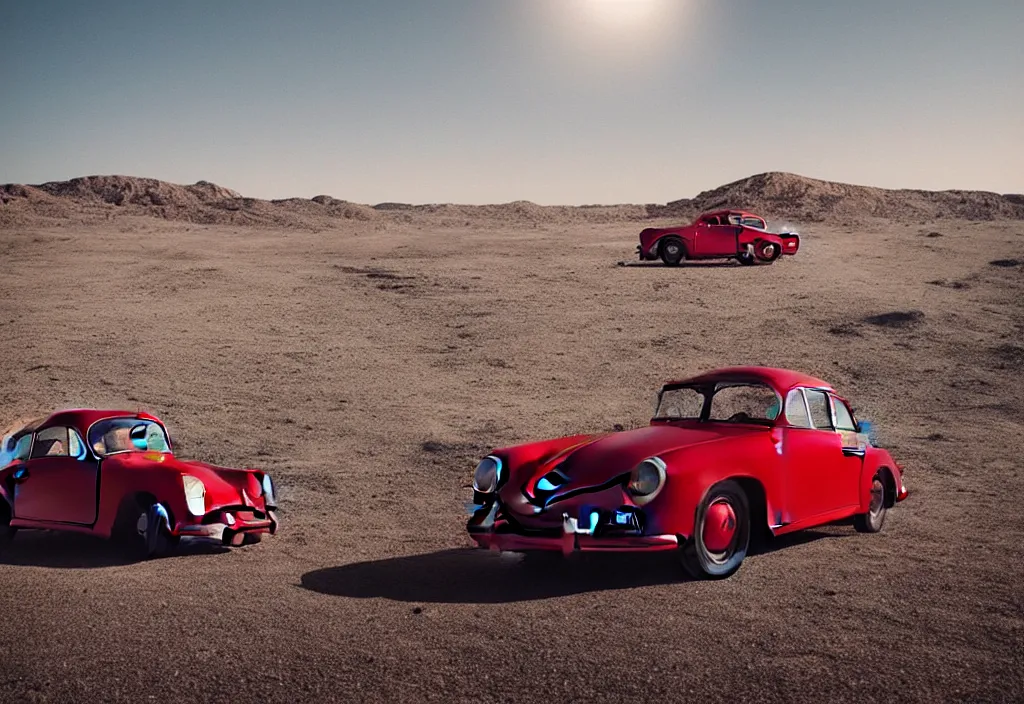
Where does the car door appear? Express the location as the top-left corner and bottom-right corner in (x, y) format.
(780, 388), (856, 521)
(694, 220), (740, 257)
(13, 426), (99, 525)
(828, 393), (865, 508)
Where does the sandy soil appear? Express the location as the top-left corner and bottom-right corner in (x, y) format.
(1, 214), (1023, 703)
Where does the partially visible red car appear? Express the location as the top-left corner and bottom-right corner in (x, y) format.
(0, 409), (279, 558)
(466, 366), (907, 579)
(637, 210), (800, 266)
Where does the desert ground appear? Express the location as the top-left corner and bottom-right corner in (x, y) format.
(1, 175), (1023, 703)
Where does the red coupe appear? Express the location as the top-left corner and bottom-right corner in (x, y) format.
(637, 210), (800, 266)
(466, 367), (908, 579)
(0, 409), (279, 558)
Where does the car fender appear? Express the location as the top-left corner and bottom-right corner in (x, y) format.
(641, 435), (784, 539)
(859, 448), (902, 512)
(93, 464), (191, 538)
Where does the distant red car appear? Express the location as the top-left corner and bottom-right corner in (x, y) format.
(0, 409), (279, 558)
(637, 210), (800, 266)
(466, 367), (907, 579)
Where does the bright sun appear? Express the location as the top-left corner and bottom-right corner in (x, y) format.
(577, 0), (674, 28)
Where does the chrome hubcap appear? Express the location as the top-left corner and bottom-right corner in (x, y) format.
(763, 244), (776, 257)
(869, 479), (884, 515)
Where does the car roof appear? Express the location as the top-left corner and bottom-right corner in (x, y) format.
(701, 210), (765, 220)
(663, 366), (834, 393)
(27, 409), (164, 436)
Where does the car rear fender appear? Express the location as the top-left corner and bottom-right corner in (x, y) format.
(860, 449), (902, 511)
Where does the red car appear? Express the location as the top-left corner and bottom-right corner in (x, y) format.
(0, 409), (279, 558)
(466, 367), (908, 579)
(636, 210), (800, 266)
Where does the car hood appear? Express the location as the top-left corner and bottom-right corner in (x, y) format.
(524, 423), (763, 490)
(104, 452), (265, 506)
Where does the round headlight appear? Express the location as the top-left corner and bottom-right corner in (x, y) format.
(472, 456), (502, 494)
(627, 457), (666, 504)
(182, 474), (206, 516)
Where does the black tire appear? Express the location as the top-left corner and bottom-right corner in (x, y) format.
(854, 474), (888, 533)
(0, 501), (16, 552)
(680, 480), (750, 579)
(120, 500), (179, 559)
(756, 240), (782, 263)
(737, 252), (756, 266)
(659, 238), (685, 267)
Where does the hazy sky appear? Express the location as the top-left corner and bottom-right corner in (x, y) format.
(1, 1), (1020, 204)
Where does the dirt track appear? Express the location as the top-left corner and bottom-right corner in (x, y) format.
(1, 216), (1023, 703)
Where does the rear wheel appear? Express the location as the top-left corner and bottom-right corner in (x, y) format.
(756, 240), (782, 263)
(854, 474), (888, 533)
(659, 238), (685, 267)
(680, 480), (750, 579)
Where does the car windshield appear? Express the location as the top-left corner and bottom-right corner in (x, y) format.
(708, 383), (781, 425)
(654, 382), (781, 425)
(653, 387), (705, 420)
(88, 418), (172, 456)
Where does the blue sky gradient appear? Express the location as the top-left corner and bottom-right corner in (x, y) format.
(1, 0), (1020, 204)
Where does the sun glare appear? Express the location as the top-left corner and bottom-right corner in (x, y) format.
(547, 0), (693, 52)
(579, 0), (671, 28)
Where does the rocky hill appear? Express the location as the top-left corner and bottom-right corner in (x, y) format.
(652, 172), (1024, 223)
(1, 172), (1021, 229)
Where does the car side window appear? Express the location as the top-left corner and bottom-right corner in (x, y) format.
(803, 390), (833, 430)
(11, 435), (32, 462)
(30, 426), (70, 458)
(784, 389), (812, 428)
(68, 428), (88, 460)
(831, 397), (857, 432)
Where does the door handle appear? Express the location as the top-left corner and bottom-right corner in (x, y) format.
(842, 448), (865, 457)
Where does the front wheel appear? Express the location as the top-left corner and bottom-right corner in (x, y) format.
(680, 480), (750, 579)
(125, 502), (180, 559)
(659, 238), (685, 267)
(736, 252), (756, 266)
(854, 474), (888, 533)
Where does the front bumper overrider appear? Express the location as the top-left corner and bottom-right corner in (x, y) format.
(176, 506), (279, 546)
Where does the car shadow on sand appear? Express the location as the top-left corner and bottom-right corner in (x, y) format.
(617, 260), (746, 268)
(299, 530), (839, 604)
(0, 530), (230, 569)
